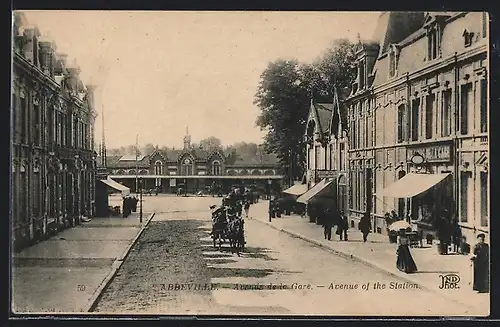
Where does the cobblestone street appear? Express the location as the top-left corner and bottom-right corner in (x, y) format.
(94, 196), (477, 316)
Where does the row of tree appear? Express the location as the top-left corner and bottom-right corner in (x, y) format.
(106, 138), (272, 166)
(254, 38), (357, 182)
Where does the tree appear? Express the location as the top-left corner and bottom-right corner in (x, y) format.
(197, 136), (222, 152)
(254, 39), (357, 182)
(142, 143), (156, 155)
(126, 145), (141, 156)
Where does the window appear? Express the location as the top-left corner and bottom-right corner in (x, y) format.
(34, 104), (41, 145)
(182, 158), (192, 176)
(460, 83), (472, 135)
(460, 171), (473, 223)
(212, 160), (221, 175)
(20, 97), (26, 143)
(425, 93), (435, 139)
(397, 104), (405, 143)
(480, 171), (488, 227)
(359, 62), (365, 89)
(428, 28), (439, 60)
(315, 146), (320, 169)
(389, 46), (397, 78)
(411, 98), (420, 141)
(441, 90), (452, 137)
(463, 30), (474, 47)
(154, 161), (163, 175)
(352, 118), (357, 149)
(339, 143), (345, 171)
(329, 144), (334, 170)
(480, 79), (487, 133)
(482, 12), (488, 38)
(308, 147), (313, 170)
(12, 95), (16, 142)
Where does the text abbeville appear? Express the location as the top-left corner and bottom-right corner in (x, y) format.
(156, 283), (217, 291)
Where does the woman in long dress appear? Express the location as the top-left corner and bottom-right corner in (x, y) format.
(471, 233), (489, 293)
(396, 230), (418, 273)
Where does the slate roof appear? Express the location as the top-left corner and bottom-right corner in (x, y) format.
(314, 103), (334, 135)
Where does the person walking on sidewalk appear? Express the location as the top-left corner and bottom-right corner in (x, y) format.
(243, 201), (250, 218)
(336, 210), (348, 241)
(322, 207), (334, 241)
(471, 233), (489, 293)
(451, 219), (462, 253)
(359, 211), (371, 243)
(396, 230), (418, 274)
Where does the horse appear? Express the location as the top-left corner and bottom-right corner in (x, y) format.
(211, 208), (228, 251)
(228, 217), (245, 256)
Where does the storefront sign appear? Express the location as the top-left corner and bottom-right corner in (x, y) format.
(316, 170), (337, 180)
(408, 144), (451, 163)
(169, 179), (176, 187)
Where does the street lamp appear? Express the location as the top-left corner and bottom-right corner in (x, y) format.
(139, 177), (143, 223)
(268, 179), (272, 222)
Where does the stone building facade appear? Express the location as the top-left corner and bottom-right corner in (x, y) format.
(303, 89), (349, 212)
(11, 13), (98, 250)
(102, 132), (282, 194)
(345, 12), (488, 242)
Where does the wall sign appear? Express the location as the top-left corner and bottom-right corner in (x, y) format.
(316, 170), (337, 180)
(408, 144), (451, 163)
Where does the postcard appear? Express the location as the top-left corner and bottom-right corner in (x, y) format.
(10, 10), (490, 317)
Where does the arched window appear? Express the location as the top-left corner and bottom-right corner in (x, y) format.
(128, 169), (136, 175)
(264, 170), (274, 175)
(252, 170), (262, 176)
(154, 160), (163, 175)
(240, 169), (249, 176)
(227, 170), (236, 176)
(212, 160), (221, 176)
(182, 158), (193, 175)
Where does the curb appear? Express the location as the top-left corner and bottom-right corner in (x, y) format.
(251, 216), (481, 312)
(83, 212), (155, 312)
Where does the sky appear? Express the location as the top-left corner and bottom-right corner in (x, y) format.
(21, 11), (380, 149)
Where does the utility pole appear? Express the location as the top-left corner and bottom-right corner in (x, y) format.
(139, 177), (143, 223)
(135, 134), (139, 194)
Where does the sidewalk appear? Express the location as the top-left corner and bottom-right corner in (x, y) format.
(12, 212), (155, 313)
(249, 201), (489, 315)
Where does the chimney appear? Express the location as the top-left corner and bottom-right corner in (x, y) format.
(38, 36), (56, 77)
(85, 84), (97, 109)
(21, 26), (38, 64)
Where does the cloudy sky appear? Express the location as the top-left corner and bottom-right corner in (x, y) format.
(21, 11), (380, 149)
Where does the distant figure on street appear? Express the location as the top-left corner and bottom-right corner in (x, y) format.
(471, 233), (489, 293)
(336, 210), (348, 241)
(396, 230), (418, 274)
(359, 211), (372, 243)
(437, 212), (451, 255)
(451, 219), (462, 253)
(322, 208), (334, 241)
(244, 201), (250, 218)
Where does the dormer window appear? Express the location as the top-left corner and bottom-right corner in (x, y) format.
(358, 61), (365, 90)
(463, 29), (474, 47)
(388, 45), (398, 78)
(427, 26), (440, 60)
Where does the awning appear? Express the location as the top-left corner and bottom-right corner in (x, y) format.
(100, 178), (130, 196)
(283, 184), (308, 196)
(376, 173), (451, 198)
(296, 178), (336, 204)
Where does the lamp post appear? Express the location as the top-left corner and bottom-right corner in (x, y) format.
(139, 177), (143, 223)
(268, 179), (272, 222)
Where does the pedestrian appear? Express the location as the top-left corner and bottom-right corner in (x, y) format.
(336, 210), (348, 241)
(451, 219), (462, 253)
(471, 233), (489, 293)
(437, 213), (451, 255)
(359, 211), (372, 243)
(244, 201), (250, 218)
(323, 208), (334, 241)
(396, 229), (418, 274)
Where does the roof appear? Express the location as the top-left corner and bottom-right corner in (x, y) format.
(314, 103), (334, 135)
(119, 154), (146, 161)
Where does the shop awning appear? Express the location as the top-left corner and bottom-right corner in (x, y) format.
(283, 184), (308, 196)
(376, 173), (451, 198)
(296, 179), (336, 204)
(100, 178), (130, 196)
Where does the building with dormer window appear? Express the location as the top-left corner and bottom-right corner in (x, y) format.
(99, 129), (283, 194)
(300, 86), (349, 213)
(11, 12), (98, 251)
(345, 12), (488, 243)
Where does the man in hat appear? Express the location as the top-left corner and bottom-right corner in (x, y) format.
(471, 233), (489, 293)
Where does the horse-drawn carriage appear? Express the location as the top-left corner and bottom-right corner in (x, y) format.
(210, 203), (245, 255)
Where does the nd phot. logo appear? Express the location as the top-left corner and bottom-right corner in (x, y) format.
(438, 273), (460, 289)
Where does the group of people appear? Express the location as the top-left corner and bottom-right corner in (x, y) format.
(318, 207), (350, 241)
(122, 195), (139, 218)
